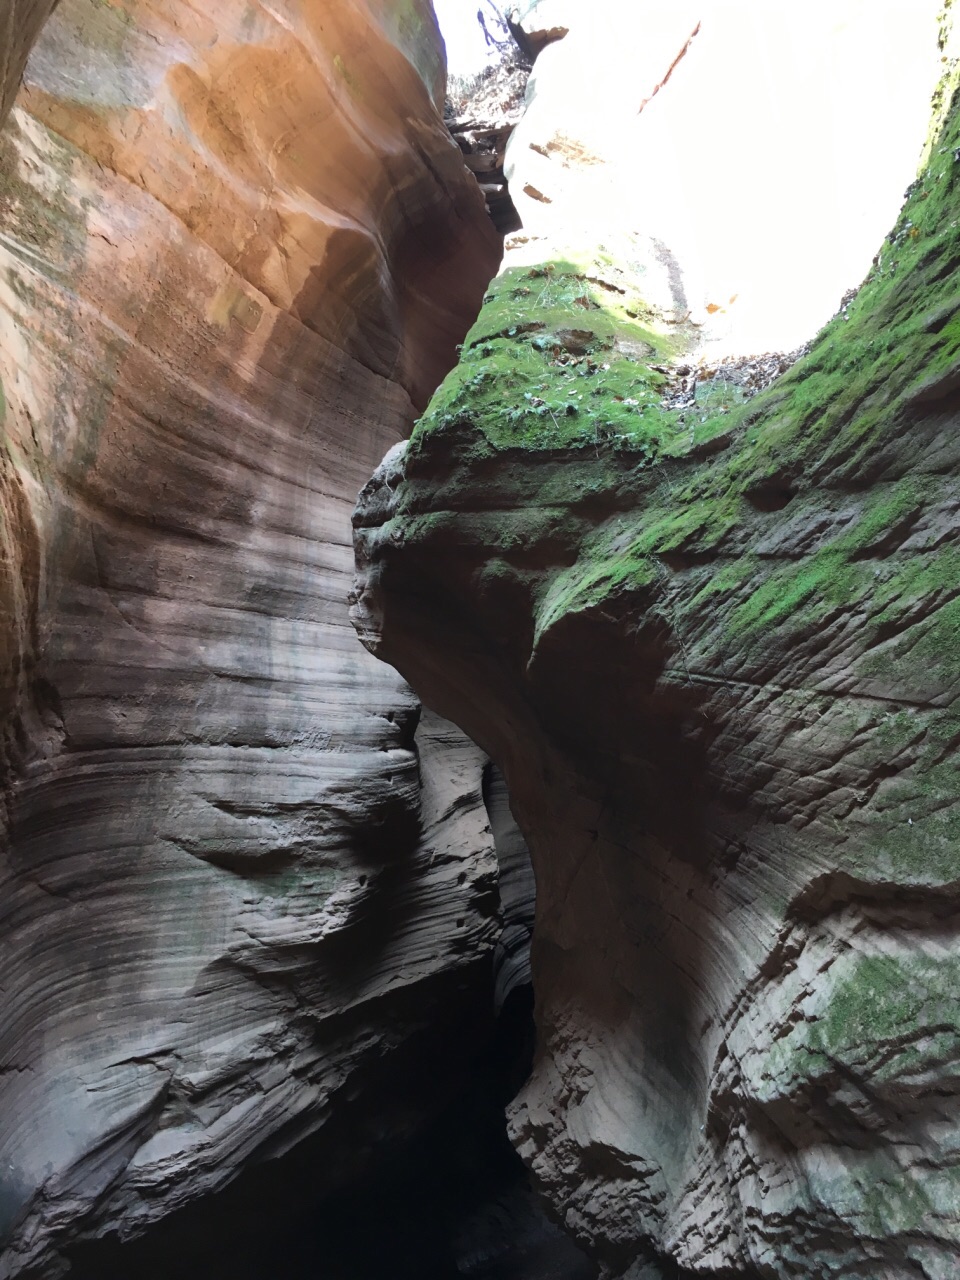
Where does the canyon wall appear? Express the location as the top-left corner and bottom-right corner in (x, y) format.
(0, 1), (501, 1274)
(354, 4), (960, 1276)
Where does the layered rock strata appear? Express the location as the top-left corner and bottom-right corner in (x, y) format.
(0, 0), (500, 1273)
(354, 11), (960, 1276)
(485, 763), (534, 1010)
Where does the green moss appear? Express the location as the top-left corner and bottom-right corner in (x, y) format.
(534, 539), (658, 642)
(732, 549), (855, 633)
(414, 254), (688, 454)
(861, 795), (960, 884)
(405, 84), (960, 710)
(760, 950), (960, 1127)
(722, 480), (924, 638)
(333, 54), (362, 95)
(630, 489), (743, 557)
(686, 557), (760, 610)
(919, 1), (960, 169)
(813, 954), (933, 1052)
(670, 97), (960, 504)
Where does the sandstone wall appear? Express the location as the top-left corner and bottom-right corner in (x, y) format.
(0, 1), (501, 1273)
(354, 5), (960, 1276)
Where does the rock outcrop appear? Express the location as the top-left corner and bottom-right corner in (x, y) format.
(354, 5), (960, 1276)
(0, 1), (501, 1273)
(446, 53), (530, 235)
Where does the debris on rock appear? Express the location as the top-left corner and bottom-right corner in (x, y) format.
(659, 345), (811, 413)
(446, 48), (530, 234)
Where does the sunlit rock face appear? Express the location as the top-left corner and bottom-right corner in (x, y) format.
(354, 5), (960, 1277)
(0, 0), (501, 1273)
(507, 0), (948, 356)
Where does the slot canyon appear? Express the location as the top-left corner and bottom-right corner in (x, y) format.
(1, 2), (959, 1278)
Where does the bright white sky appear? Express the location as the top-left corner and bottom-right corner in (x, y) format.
(433, 0), (500, 75)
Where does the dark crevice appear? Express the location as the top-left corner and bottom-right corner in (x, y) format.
(63, 766), (583, 1280)
(63, 953), (579, 1279)
(443, 21), (553, 236)
(64, 1077), (578, 1280)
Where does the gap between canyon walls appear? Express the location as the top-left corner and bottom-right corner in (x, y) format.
(0, 1), (577, 1277)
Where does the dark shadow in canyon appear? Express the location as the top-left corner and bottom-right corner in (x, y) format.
(65, 976), (589, 1280)
(65, 762), (588, 1280)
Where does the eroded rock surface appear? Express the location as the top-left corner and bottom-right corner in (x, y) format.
(0, 0), (501, 1273)
(354, 9), (960, 1276)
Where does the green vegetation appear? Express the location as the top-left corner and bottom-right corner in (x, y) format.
(333, 53), (362, 96)
(760, 948), (960, 1113)
(413, 251), (688, 453)
(403, 85), (960, 749)
(730, 480), (922, 635)
(811, 953), (952, 1059)
(533, 529), (658, 641)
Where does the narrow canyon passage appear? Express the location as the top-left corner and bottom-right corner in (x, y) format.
(1, 3), (960, 1279)
(63, 859), (585, 1280)
(352, 4), (960, 1278)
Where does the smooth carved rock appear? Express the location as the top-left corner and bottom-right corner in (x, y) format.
(353, 19), (960, 1278)
(485, 762), (534, 1010)
(0, 0), (501, 1273)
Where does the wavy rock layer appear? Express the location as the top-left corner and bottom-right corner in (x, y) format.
(353, 26), (960, 1280)
(0, 1), (500, 1273)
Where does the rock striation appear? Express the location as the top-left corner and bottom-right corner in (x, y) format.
(0, 0), (501, 1274)
(354, 5), (960, 1276)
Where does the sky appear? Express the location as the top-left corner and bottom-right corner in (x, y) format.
(432, 0), (500, 75)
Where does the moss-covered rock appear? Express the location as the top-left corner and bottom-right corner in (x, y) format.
(414, 249), (689, 454)
(355, 70), (960, 1280)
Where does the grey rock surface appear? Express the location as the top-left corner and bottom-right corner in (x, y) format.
(0, 0), (502, 1273)
(485, 762), (534, 1010)
(352, 8), (960, 1276)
